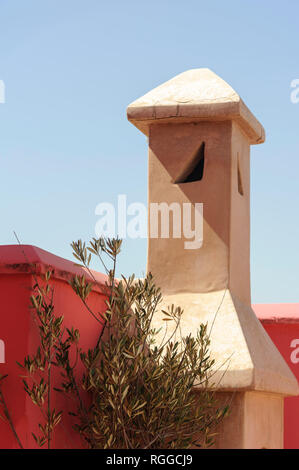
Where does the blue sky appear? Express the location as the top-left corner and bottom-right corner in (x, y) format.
(0, 0), (298, 303)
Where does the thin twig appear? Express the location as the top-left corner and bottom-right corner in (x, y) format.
(0, 385), (24, 449)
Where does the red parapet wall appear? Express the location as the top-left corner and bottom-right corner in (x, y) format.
(0, 245), (298, 449)
(254, 304), (299, 449)
(0, 245), (108, 449)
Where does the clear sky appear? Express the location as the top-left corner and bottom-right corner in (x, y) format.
(0, 0), (298, 303)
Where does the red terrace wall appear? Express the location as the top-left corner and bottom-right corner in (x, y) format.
(0, 245), (298, 449)
(0, 245), (108, 449)
(254, 304), (299, 449)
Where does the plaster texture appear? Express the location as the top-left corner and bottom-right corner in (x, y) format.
(211, 391), (283, 449)
(127, 69), (299, 448)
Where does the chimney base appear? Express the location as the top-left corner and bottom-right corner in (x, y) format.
(210, 391), (283, 449)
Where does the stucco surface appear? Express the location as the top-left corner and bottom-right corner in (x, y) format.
(128, 69), (299, 447)
(212, 391), (283, 449)
(147, 121), (231, 294)
(152, 291), (298, 395)
(127, 68), (265, 144)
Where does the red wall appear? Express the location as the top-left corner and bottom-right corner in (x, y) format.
(254, 304), (299, 449)
(0, 245), (108, 449)
(0, 246), (298, 449)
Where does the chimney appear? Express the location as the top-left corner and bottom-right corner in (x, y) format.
(127, 69), (298, 448)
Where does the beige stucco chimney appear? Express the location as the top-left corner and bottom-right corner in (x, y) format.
(127, 69), (298, 448)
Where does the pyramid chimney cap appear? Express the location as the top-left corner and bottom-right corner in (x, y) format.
(127, 68), (265, 145)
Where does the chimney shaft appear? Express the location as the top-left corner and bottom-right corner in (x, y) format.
(127, 69), (298, 448)
(147, 119), (252, 305)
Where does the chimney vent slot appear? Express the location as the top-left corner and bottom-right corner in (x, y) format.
(174, 142), (205, 184)
(237, 153), (244, 196)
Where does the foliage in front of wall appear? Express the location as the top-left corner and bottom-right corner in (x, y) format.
(17, 271), (64, 448)
(0, 237), (228, 449)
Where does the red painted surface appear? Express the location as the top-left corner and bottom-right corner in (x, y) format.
(253, 304), (299, 449)
(0, 245), (108, 449)
(0, 245), (298, 448)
